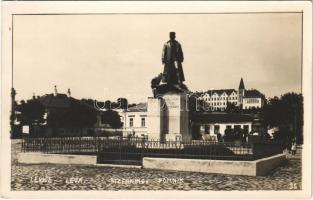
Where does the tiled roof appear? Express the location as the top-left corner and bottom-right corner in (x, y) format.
(127, 102), (147, 112)
(244, 89), (265, 99)
(205, 89), (237, 96)
(193, 113), (253, 124)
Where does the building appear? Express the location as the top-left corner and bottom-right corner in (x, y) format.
(191, 113), (254, 140)
(16, 87), (121, 137)
(242, 90), (265, 109)
(120, 103), (148, 138)
(20, 89), (97, 137)
(199, 78), (265, 111)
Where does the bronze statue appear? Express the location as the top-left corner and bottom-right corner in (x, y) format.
(151, 32), (188, 96)
(161, 32), (185, 85)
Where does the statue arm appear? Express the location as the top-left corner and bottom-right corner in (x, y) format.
(162, 44), (167, 64)
(178, 43), (184, 62)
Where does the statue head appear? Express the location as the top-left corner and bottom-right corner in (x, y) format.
(169, 32), (176, 40)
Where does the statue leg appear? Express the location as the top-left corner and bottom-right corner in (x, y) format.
(177, 62), (185, 82)
(168, 62), (178, 85)
(162, 64), (168, 82)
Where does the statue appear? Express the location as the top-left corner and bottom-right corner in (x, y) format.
(151, 32), (188, 97)
(161, 32), (185, 85)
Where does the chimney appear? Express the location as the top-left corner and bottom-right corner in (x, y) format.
(67, 88), (71, 97)
(54, 85), (58, 96)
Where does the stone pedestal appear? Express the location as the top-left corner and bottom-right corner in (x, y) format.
(147, 97), (164, 140)
(147, 93), (191, 142)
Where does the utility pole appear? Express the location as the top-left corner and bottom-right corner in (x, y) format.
(10, 88), (16, 138)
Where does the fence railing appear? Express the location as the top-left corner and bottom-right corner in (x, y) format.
(21, 136), (283, 165)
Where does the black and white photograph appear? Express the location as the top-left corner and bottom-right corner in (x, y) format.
(1, 1), (312, 199)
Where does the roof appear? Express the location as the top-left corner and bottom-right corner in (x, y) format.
(244, 89), (265, 99)
(239, 78), (245, 90)
(193, 113), (253, 124)
(205, 89), (237, 96)
(127, 102), (147, 112)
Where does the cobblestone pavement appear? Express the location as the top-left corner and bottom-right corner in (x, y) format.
(11, 140), (302, 191)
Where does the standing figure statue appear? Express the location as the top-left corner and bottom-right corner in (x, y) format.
(161, 32), (185, 85)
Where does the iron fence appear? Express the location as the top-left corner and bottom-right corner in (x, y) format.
(21, 136), (283, 165)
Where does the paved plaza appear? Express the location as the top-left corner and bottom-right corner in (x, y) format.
(11, 140), (302, 191)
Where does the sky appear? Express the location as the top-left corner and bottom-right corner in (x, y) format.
(13, 13), (302, 103)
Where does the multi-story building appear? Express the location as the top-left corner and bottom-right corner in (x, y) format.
(199, 78), (265, 111)
(120, 103), (148, 138)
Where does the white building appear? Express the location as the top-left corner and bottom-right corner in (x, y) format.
(120, 103), (148, 138)
(192, 113), (254, 140)
(199, 78), (265, 111)
(201, 89), (238, 111)
(242, 90), (265, 109)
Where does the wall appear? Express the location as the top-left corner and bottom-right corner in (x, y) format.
(243, 98), (262, 109)
(143, 154), (286, 176)
(147, 98), (163, 140)
(163, 93), (190, 142)
(18, 153), (97, 165)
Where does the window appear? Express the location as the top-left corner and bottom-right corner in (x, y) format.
(141, 118), (145, 127)
(129, 118), (133, 127)
(226, 125), (232, 129)
(214, 125), (220, 134)
(234, 125), (241, 131)
(243, 125), (249, 134)
(175, 135), (182, 141)
(205, 125), (210, 134)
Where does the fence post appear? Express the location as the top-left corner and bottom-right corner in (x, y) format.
(119, 136), (122, 164)
(141, 137), (145, 164)
(21, 137), (24, 152)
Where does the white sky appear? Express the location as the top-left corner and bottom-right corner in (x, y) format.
(13, 13), (302, 103)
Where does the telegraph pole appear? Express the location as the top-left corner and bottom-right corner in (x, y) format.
(10, 88), (16, 138)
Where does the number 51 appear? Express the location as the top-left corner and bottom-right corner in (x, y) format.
(289, 183), (299, 190)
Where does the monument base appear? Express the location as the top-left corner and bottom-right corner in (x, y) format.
(147, 92), (191, 142)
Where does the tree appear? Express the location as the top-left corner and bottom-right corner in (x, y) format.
(80, 98), (94, 107)
(261, 93), (303, 144)
(46, 100), (98, 136)
(100, 110), (123, 129)
(15, 98), (46, 137)
(117, 98), (128, 109)
(225, 102), (238, 113)
(16, 98), (45, 126)
(104, 100), (112, 110)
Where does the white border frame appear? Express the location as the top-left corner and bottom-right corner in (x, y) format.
(1, 1), (312, 198)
